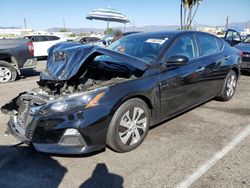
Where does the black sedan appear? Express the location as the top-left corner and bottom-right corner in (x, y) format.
(2, 31), (241, 154)
(235, 35), (250, 71)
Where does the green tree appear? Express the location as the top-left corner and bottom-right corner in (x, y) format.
(105, 28), (113, 35)
(59, 28), (68, 32)
(69, 33), (76, 37)
(180, 0), (202, 30)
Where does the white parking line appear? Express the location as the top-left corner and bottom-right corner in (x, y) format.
(176, 125), (250, 188)
(0, 79), (38, 87)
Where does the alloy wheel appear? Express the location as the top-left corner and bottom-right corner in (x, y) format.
(226, 74), (236, 97)
(0, 66), (12, 82)
(118, 107), (147, 146)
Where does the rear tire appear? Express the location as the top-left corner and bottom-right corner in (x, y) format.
(215, 70), (237, 101)
(106, 98), (150, 153)
(0, 61), (17, 83)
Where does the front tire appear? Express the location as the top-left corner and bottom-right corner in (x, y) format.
(216, 70), (237, 101)
(106, 98), (150, 153)
(0, 61), (17, 83)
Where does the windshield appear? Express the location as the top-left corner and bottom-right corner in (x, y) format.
(106, 35), (171, 63)
(243, 36), (250, 43)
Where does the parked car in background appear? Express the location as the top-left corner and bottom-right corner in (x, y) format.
(94, 32), (142, 47)
(235, 35), (250, 71)
(123, 31), (141, 36)
(75, 36), (100, 45)
(93, 34), (113, 47)
(23, 34), (66, 57)
(2, 31), (241, 154)
(222, 29), (242, 46)
(0, 39), (36, 82)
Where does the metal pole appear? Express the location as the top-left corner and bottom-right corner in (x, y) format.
(24, 18), (27, 29)
(63, 18), (66, 29)
(225, 16), (229, 29)
(107, 21), (109, 29)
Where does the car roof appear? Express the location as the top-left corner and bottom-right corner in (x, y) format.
(127, 31), (180, 38)
(125, 30), (218, 38)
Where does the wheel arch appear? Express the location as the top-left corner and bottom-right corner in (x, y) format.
(113, 94), (153, 114)
(231, 66), (240, 78)
(0, 53), (20, 74)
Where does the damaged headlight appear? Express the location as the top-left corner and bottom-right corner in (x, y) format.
(42, 87), (108, 114)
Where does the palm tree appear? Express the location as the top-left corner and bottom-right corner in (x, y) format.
(180, 0), (202, 30)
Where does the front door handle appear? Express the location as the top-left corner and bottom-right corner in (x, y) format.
(196, 67), (205, 72)
(225, 55), (229, 60)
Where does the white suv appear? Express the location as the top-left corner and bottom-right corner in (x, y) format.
(23, 34), (66, 57)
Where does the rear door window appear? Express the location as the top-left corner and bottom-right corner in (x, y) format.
(34, 36), (49, 42)
(48, 36), (60, 41)
(198, 34), (220, 56)
(23, 36), (35, 42)
(216, 38), (224, 51)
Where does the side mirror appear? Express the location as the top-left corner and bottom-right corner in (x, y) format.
(166, 55), (189, 66)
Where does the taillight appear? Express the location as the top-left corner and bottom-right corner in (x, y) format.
(27, 41), (34, 56)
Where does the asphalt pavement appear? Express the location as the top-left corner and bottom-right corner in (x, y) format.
(0, 60), (249, 188)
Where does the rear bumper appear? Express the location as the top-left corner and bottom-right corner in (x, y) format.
(22, 58), (38, 68)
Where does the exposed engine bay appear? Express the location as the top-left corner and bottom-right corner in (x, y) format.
(37, 62), (133, 95)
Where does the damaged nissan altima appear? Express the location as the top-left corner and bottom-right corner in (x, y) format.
(1, 31), (241, 154)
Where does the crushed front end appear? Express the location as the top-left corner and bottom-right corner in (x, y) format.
(2, 88), (112, 154)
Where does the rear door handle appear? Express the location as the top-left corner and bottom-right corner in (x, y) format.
(225, 55), (229, 60)
(196, 67), (205, 72)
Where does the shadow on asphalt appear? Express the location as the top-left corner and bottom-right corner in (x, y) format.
(0, 145), (67, 187)
(0, 145), (123, 188)
(80, 163), (124, 188)
(19, 68), (41, 80)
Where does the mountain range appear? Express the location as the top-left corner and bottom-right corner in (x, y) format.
(1, 20), (249, 34)
(45, 20), (250, 34)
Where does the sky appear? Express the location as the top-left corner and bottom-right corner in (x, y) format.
(0, 0), (249, 30)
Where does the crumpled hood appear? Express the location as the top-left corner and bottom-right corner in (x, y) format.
(235, 43), (250, 53)
(43, 42), (148, 81)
